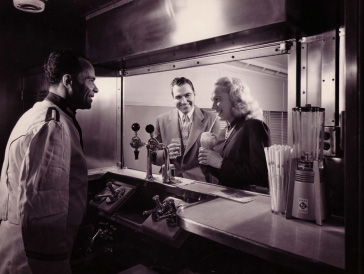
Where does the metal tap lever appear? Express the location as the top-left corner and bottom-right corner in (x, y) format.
(144, 124), (170, 182)
(145, 124), (171, 183)
(130, 123), (145, 160)
(86, 222), (116, 254)
(142, 195), (162, 216)
(86, 228), (102, 254)
(94, 181), (126, 204)
(143, 195), (178, 226)
(153, 194), (164, 208)
(130, 123), (172, 183)
(145, 124), (160, 154)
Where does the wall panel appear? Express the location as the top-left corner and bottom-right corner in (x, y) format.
(78, 77), (120, 169)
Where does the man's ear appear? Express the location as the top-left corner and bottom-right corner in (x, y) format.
(62, 74), (72, 87)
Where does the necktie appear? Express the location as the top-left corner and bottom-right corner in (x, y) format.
(181, 114), (191, 150)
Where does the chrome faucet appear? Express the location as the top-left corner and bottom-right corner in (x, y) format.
(131, 123), (172, 184)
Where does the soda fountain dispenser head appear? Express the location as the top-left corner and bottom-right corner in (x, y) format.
(130, 123), (144, 160)
(130, 123), (172, 184)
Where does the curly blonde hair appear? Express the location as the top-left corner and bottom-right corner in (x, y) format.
(213, 77), (263, 121)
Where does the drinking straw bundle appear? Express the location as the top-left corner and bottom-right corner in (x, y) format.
(264, 145), (294, 214)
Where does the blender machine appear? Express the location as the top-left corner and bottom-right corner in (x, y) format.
(286, 105), (326, 225)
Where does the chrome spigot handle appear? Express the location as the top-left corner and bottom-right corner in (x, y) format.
(143, 196), (178, 226)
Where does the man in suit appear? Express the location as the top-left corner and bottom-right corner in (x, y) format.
(154, 77), (220, 182)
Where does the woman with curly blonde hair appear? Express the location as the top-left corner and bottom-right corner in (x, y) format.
(198, 77), (271, 189)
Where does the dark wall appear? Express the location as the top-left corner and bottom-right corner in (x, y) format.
(0, 14), (86, 166)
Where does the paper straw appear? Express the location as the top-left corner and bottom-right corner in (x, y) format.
(274, 146), (282, 212)
(264, 148), (273, 193)
(269, 146), (277, 212)
(265, 147), (272, 209)
(209, 115), (219, 133)
(266, 144), (294, 214)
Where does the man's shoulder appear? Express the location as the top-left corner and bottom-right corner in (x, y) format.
(200, 108), (215, 117)
(16, 101), (71, 133)
(156, 108), (176, 121)
(17, 101), (52, 124)
(197, 107), (217, 121)
(7, 101), (61, 142)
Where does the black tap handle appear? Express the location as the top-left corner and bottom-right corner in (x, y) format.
(145, 124), (155, 134)
(131, 123), (140, 132)
(134, 150), (140, 160)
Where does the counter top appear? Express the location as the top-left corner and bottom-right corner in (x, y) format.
(179, 197), (344, 273)
(88, 167), (345, 273)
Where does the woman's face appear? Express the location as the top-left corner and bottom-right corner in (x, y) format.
(211, 86), (234, 123)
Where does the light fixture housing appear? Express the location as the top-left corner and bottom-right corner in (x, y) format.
(13, 0), (46, 13)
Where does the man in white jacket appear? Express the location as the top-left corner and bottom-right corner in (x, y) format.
(0, 50), (98, 273)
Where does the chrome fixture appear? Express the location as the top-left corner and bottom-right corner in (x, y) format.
(143, 195), (178, 226)
(130, 123), (172, 184)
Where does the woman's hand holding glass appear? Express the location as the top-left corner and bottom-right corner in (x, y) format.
(198, 147), (223, 169)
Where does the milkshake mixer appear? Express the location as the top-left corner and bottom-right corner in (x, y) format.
(286, 105), (326, 225)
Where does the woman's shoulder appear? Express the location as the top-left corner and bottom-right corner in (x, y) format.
(241, 118), (270, 134)
(244, 118), (271, 144)
(242, 118), (267, 127)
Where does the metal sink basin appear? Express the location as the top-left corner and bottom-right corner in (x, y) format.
(88, 172), (215, 227)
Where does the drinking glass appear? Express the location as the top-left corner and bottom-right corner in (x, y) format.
(170, 138), (182, 159)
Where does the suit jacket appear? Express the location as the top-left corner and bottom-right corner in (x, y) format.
(154, 106), (220, 182)
(212, 117), (271, 189)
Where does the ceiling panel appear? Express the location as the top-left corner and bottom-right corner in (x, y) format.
(0, 0), (120, 27)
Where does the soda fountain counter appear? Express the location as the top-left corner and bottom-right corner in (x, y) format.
(82, 166), (345, 274)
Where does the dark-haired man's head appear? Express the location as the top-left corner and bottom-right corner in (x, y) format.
(170, 77), (196, 114)
(44, 50), (98, 110)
